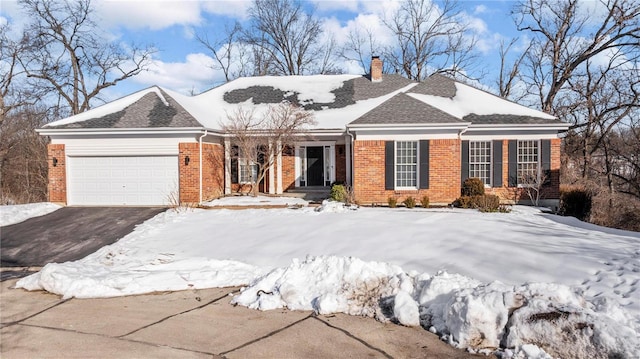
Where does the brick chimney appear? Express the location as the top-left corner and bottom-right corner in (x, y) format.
(370, 56), (382, 82)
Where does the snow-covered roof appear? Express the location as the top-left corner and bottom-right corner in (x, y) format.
(43, 73), (566, 132)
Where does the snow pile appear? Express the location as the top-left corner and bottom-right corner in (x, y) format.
(233, 257), (639, 358)
(233, 256), (412, 318)
(0, 202), (61, 226)
(13, 206), (640, 357)
(314, 200), (358, 213)
(203, 195), (308, 207)
(17, 210), (264, 298)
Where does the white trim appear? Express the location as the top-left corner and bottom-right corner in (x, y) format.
(224, 138), (231, 194)
(38, 127), (221, 136)
(345, 136), (352, 185)
(276, 141), (283, 194)
(294, 147), (300, 188)
(269, 141), (275, 194)
(394, 140), (419, 190)
(294, 141), (336, 187)
(348, 123), (470, 130)
(357, 132), (460, 141)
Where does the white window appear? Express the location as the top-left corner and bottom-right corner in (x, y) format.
(517, 140), (539, 184)
(396, 141), (417, 188)
(469, 141), (491, 186)
(239, 160), (258, 184)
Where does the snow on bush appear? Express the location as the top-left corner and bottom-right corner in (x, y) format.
(233, 256), (639, 359)
(314, 199), (358, 213)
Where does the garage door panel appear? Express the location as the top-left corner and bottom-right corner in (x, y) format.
(68, 156), (178, 206)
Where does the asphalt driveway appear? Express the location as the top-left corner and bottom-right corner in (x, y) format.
(0, 207), (166, 269)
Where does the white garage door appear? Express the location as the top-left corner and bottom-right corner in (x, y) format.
(68, 156), (178, 206)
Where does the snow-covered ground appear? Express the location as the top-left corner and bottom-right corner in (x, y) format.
(0, 202), (61, 226)
(203, 195), (308, 207)
(14, 201), (640, 358)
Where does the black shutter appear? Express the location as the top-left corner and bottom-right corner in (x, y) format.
(508, 140), (518, 187)
(419, 140), (429, 189)
(492, 140), (503, 187)
(231, 145), (238, 184)
(385, 141), (394, 190)
(461, 140), (469, 184)
(541, 139), (551, 185)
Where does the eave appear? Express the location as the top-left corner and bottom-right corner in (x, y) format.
(36, 127), (224, 136)
(467, 123), (570, 132)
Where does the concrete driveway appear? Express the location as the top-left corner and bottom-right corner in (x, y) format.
(1, 278), (490, 359)
(0, 207), (166, 270)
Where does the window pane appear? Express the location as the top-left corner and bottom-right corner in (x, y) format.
(517, 140), (539, 184)
(469, 141), (491, 185)
(396, 141), (417, 188)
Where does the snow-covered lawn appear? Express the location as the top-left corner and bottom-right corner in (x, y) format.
(203, 195), (308, 207)
(0, 202), (61, 226)
(15, 202), (640, 358)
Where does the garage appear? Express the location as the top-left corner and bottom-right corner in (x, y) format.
(67, 156), (178, 206)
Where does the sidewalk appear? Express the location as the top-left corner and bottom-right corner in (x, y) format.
(1, 279), (489, 358)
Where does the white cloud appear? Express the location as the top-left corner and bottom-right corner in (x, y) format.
(96, 0), (204, 30)
(474, 5), (487, 15)
(131, 52), (221, 95)
(201, 1), (251, 19)
(311, 0), (360, 13)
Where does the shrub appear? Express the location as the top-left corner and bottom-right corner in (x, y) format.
(420, 195), (430, 208)
(454, 194), (502, 212)
(403, 196), (416, 208)
(388, 197), (398, 208)
(454, 195), (475, 208)
(462, 178), (485, 196)
(560, 188), (592, 221)
(330, 184), (347, 202)
(476, 194), (501, 212)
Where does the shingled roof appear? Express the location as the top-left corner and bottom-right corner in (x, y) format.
(221, 74), (415, 111)
(409, 74), (457, 98)
(43, 72), (565, 132)
(47, 89), (202, 129)
(350, 93), (465, 125)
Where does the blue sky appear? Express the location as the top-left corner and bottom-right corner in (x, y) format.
(1, 0), (526, 103)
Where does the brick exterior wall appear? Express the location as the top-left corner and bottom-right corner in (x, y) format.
(352, 138), (562, 206)
(47, 144), (67, 204)
(485, 138), (562, 203)
(179, 143), (224, 204)
(281, 146), (296, 191)
(352, 139), (461, 205)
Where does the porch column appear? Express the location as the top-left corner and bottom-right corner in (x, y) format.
(345, 136), (352, 185)
(276, 140), (283, 194)
(224, 138), (231, 194)
(268, 140), (275, 194)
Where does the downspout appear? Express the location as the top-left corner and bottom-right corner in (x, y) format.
(199, 129), (208, 205)
(346, 126), (355, 187)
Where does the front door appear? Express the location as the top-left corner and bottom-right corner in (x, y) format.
(306, 146), (324, 186)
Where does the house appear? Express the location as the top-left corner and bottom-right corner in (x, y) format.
(38, 57), (569, 207)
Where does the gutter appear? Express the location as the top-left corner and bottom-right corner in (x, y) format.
(198, 129), (208, 205)
(36, 127), (224, 136)
(346, 126), (355, 187)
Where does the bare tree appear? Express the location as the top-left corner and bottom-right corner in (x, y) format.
(513, 0), (640, 114)
(18, 0), (155, 116)
(245, 0), (323, 75)
(0, 107), (49, 204)
(383, 0), (478, 81)
(340, 26), (382, 74)
(496, 37), (530, 100)
(197, 21), (246, 83)
(223, 102), (316, 196)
